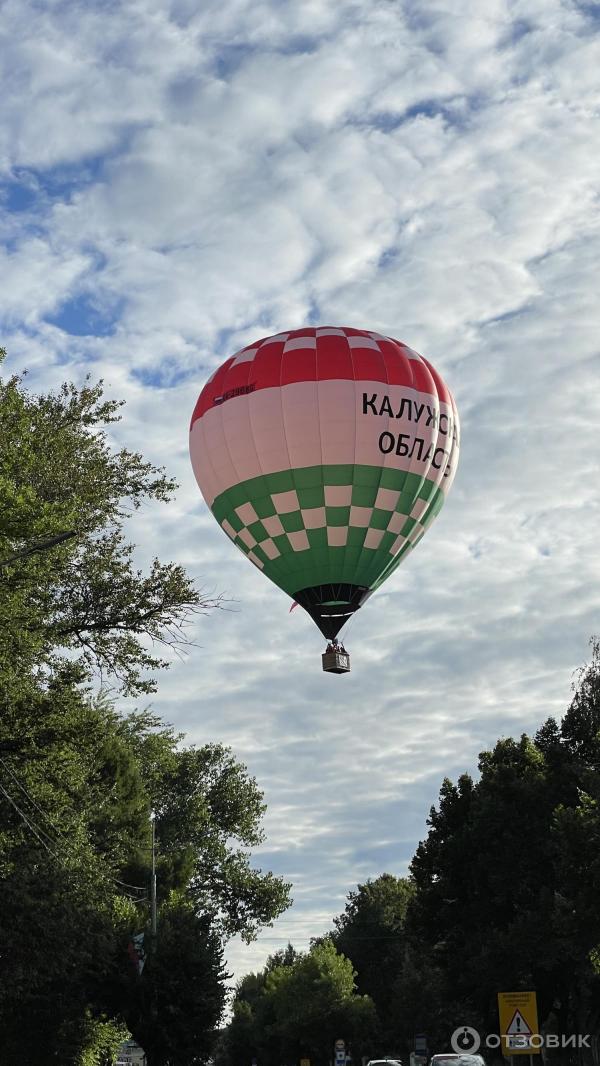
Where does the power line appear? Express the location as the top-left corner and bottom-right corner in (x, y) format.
(249, 935), (406, 942)
(0, 773), (148, 900)
(114, 877), (147, 892)
(0, 780), (62, 861)
(0, 530), (77, 567)
(0, 756), (63, 842)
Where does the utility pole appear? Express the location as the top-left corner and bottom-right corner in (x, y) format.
(150, 809), (157, 941)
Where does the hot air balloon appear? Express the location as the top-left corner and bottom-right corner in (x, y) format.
(189, 327), (459, 673)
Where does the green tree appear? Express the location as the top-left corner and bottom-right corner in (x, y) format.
(400, 647), (600, 1054)
(118, 712), (290, 942)
(0, 672), (140, 1064)
(549, 640), (600, 1045)
(0, 351), (218, 696)
(225, 946), (300, 1066)
(406, 740), (566, 1042)
(269, 939), (377, 1066)
(332, 875), (413, 1037)
(0, 354), (291, 1063)
(225, 941), (377, 1066)
(119, 898), (227, 1066)
(0, 677), (291, 1063)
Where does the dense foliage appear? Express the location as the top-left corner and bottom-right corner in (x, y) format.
(331, 872), (414, 1049)
(0, 348), (226, 696)
(401, 647), (600, 1056)
(224, 939), (377, 1066)
(0, 352), (291, 1065)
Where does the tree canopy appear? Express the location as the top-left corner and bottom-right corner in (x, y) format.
(0, 349), (219, 695)
(402, 656), (600, 1053)
(225, 939), (377, 1066)
(332, 874), (414, 1048)
(0, 353), (291, 1064)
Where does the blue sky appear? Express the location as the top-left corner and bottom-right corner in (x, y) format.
(1, 0), (600, 987)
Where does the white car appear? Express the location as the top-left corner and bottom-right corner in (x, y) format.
(367, 1059), (403, 1066)
(430, 1055), (485, 1066)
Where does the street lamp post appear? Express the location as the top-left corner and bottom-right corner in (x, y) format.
(150, 809), (157, 941)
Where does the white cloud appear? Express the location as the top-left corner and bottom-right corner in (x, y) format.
(0, 238), (92, 323)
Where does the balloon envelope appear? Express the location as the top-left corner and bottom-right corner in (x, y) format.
(190, 327), (459, 638)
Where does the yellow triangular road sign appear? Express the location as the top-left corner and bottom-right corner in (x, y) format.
(507, 1010), (532, 1036)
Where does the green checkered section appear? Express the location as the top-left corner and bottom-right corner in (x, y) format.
(211, 464), (445, 597)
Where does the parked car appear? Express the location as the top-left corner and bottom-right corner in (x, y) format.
(430, 1055), (485, 1066)
(367, 1059), (403, 1066)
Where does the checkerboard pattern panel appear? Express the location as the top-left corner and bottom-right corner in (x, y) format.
(210, 464), (445, 596)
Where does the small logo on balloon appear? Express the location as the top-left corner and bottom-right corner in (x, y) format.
(213, 383), (256, 406)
